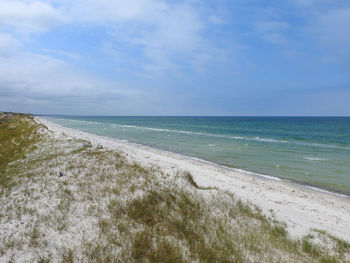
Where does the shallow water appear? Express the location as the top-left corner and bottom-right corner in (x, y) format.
(43, 116), (350, 194)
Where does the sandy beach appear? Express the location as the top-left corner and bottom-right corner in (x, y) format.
(2, 1), (350, 260)
(36, 117), (350, 243)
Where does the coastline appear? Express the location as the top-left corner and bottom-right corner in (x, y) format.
(42, 116), (350, 196)
(36, 117), (349, 198)
(36, 117), (350, 243)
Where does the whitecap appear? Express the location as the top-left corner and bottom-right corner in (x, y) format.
(302, 156), (329, 161)
(48, 117), (350, 150)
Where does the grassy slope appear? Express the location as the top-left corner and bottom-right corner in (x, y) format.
(0, 113), (42, 187)
(0, 113), (349, 262)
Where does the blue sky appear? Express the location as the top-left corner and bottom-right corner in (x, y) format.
(0, 0), (349, 115)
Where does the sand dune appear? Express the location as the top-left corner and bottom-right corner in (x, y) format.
(37, 117), (350, 243)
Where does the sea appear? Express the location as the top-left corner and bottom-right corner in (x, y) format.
(42, 116), (350, 195)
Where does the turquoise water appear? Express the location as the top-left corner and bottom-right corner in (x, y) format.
(43, 116), (350, 195)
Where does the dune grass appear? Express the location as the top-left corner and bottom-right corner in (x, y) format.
(0, 113), (42, 187)
(0, 113), (349, 262)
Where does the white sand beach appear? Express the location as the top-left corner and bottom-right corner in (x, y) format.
(36, 117), (350, 243)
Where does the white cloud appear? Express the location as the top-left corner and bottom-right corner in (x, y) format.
(0, 50), (139, 108)
(127, 3), (205, 68)
(68, 0), (217, 73)
(298, 4), (350, 67)
(254, 1), (350, 67)
(0, 0), (223, 73)
(0, 53), (91, 95)
(0, 33), (21, 56)
(63, 0), (166, 23)
(0, 47), (156, 115)
(0, 0), (65, 33)
(0, 0), (231, 114)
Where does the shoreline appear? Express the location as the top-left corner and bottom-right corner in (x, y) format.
(183, 155), (350, 199)
(40, 117), (350, 198)
(41, 116), (350, 197)
(36, 117), (350, 242)
(152, 148), (350, 199)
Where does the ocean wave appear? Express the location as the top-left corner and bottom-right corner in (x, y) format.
(112, 124), (350, 150)
(53, 118), (350, 150)
(302, 156), (329, 161)
(254, 137), (287, 143)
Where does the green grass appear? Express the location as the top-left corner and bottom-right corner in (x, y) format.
(0, 113), (42, 188)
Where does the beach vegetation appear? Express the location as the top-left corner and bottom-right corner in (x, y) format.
(0, 114), (350, 262)
(0, 113), (42, 188)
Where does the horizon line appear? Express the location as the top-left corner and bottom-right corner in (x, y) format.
(33, 114), (350, 118)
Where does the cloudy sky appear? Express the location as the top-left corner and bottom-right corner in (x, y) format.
(0, 0), (349, 115)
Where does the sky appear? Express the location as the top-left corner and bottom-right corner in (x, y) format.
(0, 0), (350, 116)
